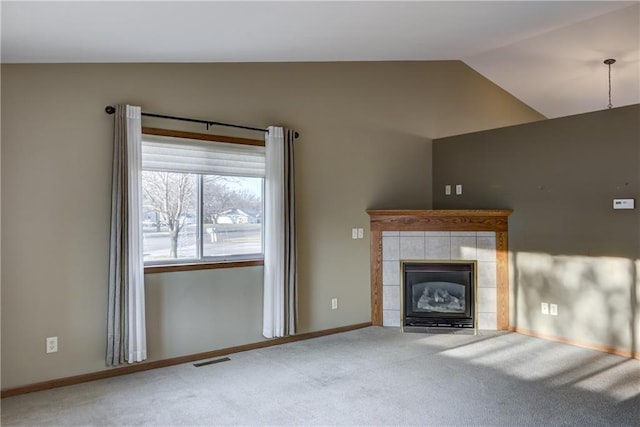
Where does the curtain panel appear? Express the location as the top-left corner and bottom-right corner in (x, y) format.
(263, 127), (298, 338)
(107, 104), (147, 366)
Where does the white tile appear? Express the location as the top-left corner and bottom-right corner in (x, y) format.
(476, 236), (496, 262)
(477, 288), (497, 313)
(383, 309), (401, 327)
(451, 231), (476, 237)
(477, 262), (497, 288)
(400, 231), (425, 237)
(451, 236), (477, 260)
(382, 261), (400, 285)
(382, 236), (400, 261)
(477, 312), (497, 330)
(383, 285), (401, 310)
(425, 231), (450, 237)
(400, 236), (425, 259)
(425, 236), (451, 259)
(382, 231), (400, 237)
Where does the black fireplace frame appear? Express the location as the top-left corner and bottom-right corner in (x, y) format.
(401, 260), (477, 330)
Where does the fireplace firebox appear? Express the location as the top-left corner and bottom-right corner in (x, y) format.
(402, 261), (476, 330)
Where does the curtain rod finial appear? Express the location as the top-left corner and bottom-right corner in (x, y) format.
(105, 105), (116, 114)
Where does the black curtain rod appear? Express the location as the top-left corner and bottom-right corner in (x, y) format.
(104, 106), (299, 138)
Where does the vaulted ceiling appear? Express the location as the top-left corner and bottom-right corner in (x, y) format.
(2, 1), (638, 119)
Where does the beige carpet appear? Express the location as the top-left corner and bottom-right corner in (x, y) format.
(2, 327), (639, 426)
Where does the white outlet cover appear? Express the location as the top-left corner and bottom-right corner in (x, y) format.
(357, 228), (364, 239)
(46, 336), (58, 353)
(455, 184), (463, 195)
(550, 304), (558, 316)
(445, 185), (451, 195)
(351, 228), (358, 239)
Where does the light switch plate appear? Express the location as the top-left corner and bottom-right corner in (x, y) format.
(541, 302), (549, 315)
(455, 184), (463, 195)
(445, 185), (451, 195)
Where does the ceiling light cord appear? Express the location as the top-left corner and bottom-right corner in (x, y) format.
(604, 58), (616, 109)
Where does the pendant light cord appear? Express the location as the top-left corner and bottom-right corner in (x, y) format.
(604, 58), (616, 109)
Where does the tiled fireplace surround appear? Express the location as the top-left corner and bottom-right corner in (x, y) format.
(367, 210), (513, 330)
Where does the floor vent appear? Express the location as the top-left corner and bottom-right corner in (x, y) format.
(193, 357), (231, 367)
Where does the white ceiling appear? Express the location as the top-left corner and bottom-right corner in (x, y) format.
(2, 1), (639, 119)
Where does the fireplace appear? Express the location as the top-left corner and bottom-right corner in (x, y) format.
(403, 261), (476, 330)
(366, 209), (513, 330)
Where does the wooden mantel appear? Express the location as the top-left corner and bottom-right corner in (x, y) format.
(367, 209), (513, 330)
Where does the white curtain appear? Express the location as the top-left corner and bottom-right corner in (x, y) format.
(106, 104), (147, 365)
(263, 126), (297, 338)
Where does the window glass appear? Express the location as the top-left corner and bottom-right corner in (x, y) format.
(202, 176), (263, 258)
(142, 171), (198, 261)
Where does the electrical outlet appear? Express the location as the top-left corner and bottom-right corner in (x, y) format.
(46, 336), (58, 353)
(331, 298), (338, 310)
(541, 302), (549, 315)
(357, 228), (364, 239)
(455, 184), (463, 195)
(550, 304), (558, 316)
(445, 185), (452, 195)
(351, 228), (358, 239)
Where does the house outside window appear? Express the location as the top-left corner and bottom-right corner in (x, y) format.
(141, 129), (265, 266)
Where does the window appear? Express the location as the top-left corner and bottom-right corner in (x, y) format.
(141, 129), (265, 267)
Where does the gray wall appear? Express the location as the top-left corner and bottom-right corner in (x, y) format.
(433, 105), (640, 353)
(1, 61), (541, 389)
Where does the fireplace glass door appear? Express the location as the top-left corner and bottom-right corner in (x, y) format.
(402, 261), (476, 329)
